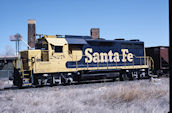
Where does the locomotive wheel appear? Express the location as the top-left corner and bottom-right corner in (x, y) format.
(157, 71), (161, 78)
(75, 71), (82, 84)
(60, 73), (74, 85)
(17, 76), (23, 89)
(60, 74), (66, 86)
(13, 68), (20, 86)
(119, 73), (123, 81)
(50, 75), (53, 87)
(66, 78), (72, 85)
(41, 78), (44, 86)
(32, 76), (39, 86)
(137, 74), (140, 80)
(119, 73), (127, 81)
(119, 70), (129, 81)
(76, 74), (81, 84)
(127, 73), (133, 80)
(112, 78), (116, 81)
(137, 71), (140, 80)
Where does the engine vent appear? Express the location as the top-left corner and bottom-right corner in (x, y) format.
(114, 38), (125, 40)
(130, 39), (140, 41)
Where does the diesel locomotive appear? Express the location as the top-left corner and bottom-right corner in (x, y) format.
(13, 35), (153, 88)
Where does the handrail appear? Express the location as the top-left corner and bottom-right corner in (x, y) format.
(25, 52), (152, 70)
(147, 56), (154, 70)
(20, 59), (24, 78)
(20, 38), (32, 49)
(12, 60), (16, 68)
(75, 56), (78, 70)
(68, 50), (73, 58)
(67, 54), (151, 70)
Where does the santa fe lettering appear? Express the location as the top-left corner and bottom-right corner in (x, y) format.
(85, 48), (133, 63)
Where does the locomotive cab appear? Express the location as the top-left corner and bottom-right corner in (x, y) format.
(13, 35), (86, 88)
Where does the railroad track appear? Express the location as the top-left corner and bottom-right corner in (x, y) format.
(1, 76), (165, 91)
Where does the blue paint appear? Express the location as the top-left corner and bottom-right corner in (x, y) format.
(66, 38), (145, 69)
(66, 38), (87, 44)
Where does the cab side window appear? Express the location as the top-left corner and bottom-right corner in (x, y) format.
(54, 46), (63, 53)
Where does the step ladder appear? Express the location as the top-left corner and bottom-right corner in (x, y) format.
(22, 71), (32, 86)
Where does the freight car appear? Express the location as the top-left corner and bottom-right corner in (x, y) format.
(145, 46), (169, 77)
(13, 35), (152, 88)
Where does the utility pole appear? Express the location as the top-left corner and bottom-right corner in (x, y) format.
(10, 33), (32, 56)
(10, 33), (22, 56)
(169, 0), (171, 113)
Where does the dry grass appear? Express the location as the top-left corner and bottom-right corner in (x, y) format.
(0, 77), (169, 113)
(101, 83), (168, 103)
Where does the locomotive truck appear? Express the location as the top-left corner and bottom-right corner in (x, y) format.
(13, 35), (153, 88)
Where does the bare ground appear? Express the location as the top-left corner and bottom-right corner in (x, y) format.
(0, 78), (169, 113)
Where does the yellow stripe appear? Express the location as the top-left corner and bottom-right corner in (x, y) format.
(34, 65), (149, 74)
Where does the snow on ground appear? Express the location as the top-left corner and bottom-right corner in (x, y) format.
(0, 80), (13, 89)
(0, 78), (169, 113)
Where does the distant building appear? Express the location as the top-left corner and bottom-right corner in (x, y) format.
(0, 56), (17, 80)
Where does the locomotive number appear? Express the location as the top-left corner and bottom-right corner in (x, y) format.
(56, 55), (65, 59)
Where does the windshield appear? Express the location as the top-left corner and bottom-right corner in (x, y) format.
(35, 39), (48, 50)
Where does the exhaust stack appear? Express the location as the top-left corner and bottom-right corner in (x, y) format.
(90, 28), (99, 39)
(28, 19), (36, 49)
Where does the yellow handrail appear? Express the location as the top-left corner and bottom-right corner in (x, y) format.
(20, 59), (24, 78)
(69, 54), (151, 67)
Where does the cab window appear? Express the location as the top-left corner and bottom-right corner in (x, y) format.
(41, 44), (48, 50)
(35, 39), (48, 50)
(54, 46), (63, 53)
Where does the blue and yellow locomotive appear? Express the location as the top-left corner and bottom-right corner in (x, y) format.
(13, 35), (152, 88)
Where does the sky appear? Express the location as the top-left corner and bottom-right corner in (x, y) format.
(0, 0), (169, 56)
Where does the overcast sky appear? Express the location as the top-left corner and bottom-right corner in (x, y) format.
(0, 0), (169, 55)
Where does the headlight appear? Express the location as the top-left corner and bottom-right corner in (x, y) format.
(31, 57), (35, 63)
